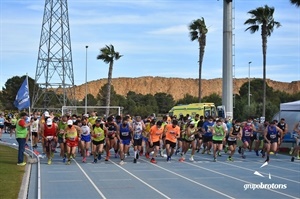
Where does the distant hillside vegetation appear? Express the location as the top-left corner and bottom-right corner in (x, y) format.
(72, 76), (300, 101)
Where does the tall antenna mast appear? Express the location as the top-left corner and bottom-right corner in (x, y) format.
(32, 0), (75, 110)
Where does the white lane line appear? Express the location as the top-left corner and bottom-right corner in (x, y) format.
(147, 177), (179, 180)
(109, 160), (171, 199)
(49, 180), (83, 183)
(99, 179), (131, 181)
(252, 160), (300, 173)
(200, 156), (300, 184)
(140, 159), (234, 199)
(184, 161), (298, 199)
(74, 159), (106, 199)
(47, 171), (76, 173)
(91, 170), (119, 173)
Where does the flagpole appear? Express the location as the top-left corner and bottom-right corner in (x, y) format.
(26, 74), (34, 158)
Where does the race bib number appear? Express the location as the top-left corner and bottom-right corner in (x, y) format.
(270, 134), (277, 139)
(122, 132), (129, 136)
(46, 136), (53, 140)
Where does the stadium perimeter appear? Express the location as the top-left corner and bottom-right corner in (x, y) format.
(1, 134), (299, 199)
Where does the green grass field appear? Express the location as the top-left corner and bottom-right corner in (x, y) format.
(0, 145), (26, 199)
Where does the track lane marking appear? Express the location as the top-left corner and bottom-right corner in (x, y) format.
(109, 160), (171, 199)
(140, 159), (235, 199)
(74, 159), (106, 199)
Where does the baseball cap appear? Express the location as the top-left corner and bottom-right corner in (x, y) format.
(46, 118), (52, 125)
(44, 111), (50, 117)
(67, 120), (73, 125)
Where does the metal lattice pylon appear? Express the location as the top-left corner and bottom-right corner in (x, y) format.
(32, 0), (75, 109)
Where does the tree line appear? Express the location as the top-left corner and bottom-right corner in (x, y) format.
(0, 75), (299, 121)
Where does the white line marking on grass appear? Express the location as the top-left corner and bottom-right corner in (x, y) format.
(140, 159), (235, 199)
(109, 160), (171, 199)
(184, 161), (299, 199)
(74, 159), (106, 199)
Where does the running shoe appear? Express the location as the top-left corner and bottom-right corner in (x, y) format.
(47, 159), (52, 165)
(207, 150), (211, 155)
(175, 149), (180, 156)
(227, 157), (233, 162)
(265, 156), (270, 162)
(255, 150), (259, 156)
(213, 157), (217, 162)
(17, 162), (26, 166)
(150, 158), (157, 164)
(133, 158), (137, 163)
(66, 160), (71, 165)
(86, 151), (90, 157)
(136, 153), (139, 160)
(145, 153), (150, 159)
(63, 157), (66, 163)
(291, 157), (295, 162)
(224, 146), (228, 153)
(189, 156), (194, 162)
(167, 156), (170, 162)
(139, 151), (143, 156)
(289, 147), (294, 155)
(82, 157), (86, 163)
(238, 147), (241, 154)
(217, 151), (222, 157)
(119, 160), (125, 165)
(97, 154), (102, 160)
(297, 156), (300, 160)
(241, 155), (246, 159)
(105, 157), (109, 161)
(201, 149), (205, 154)
(93, 159), (97, 163)
(178, 157), (184, 162)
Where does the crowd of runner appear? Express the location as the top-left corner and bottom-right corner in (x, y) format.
(1, 111), (300, 165)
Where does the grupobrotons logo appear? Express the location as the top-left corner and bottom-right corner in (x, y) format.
(244, 161), (288, 191)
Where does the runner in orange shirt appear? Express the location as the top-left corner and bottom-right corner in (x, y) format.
(164, 120), (180, 162)
(148, 121), (164, 163)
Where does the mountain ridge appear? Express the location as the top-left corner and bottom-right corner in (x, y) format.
(72, 76), (300, 101)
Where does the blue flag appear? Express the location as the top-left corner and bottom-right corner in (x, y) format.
(14, 78), (30, 110)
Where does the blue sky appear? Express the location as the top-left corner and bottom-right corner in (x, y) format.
(0, 0), (299, 90)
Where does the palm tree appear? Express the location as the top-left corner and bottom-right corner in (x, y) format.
(244, 5), (281, 117)
(290, 0), (300, 7)
(97, 44), (122, 117)
(189, 17), (208, 103)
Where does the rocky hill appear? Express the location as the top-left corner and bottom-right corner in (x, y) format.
(73, 76), (300, 101)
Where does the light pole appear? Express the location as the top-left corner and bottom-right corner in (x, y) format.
(248, 61), (252, 107)
(85, 46), (88, 114)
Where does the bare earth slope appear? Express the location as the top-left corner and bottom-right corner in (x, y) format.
(73, 76), (300, 101)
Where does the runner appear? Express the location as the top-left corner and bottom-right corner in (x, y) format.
(63, 120), (82, 165)
(212, 119), (226, 162)
(263, 120), (283, 162)
(0, 113), (6, 141)
(132, 116), (145, 163)
(117, 116), (133, 165)
(180, 121), (198, 162)
(10, 115), (17, 139)
(201, 116), (214, 154)
(164, 119), (180, 162)
(227, 119), (242, 161)
(240, 117), (256, 159)
(91, 118), (107, 163)
(148, 120), (164, 164)
(81, 117), (92, 163)
(40, 118), (58, 165)
(105, 116), (119, 161)
(277, 118), (288, 154)
(291, 121), (300, 161)
(57, 115), (68, 162)
(30, 115), (39, 148)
